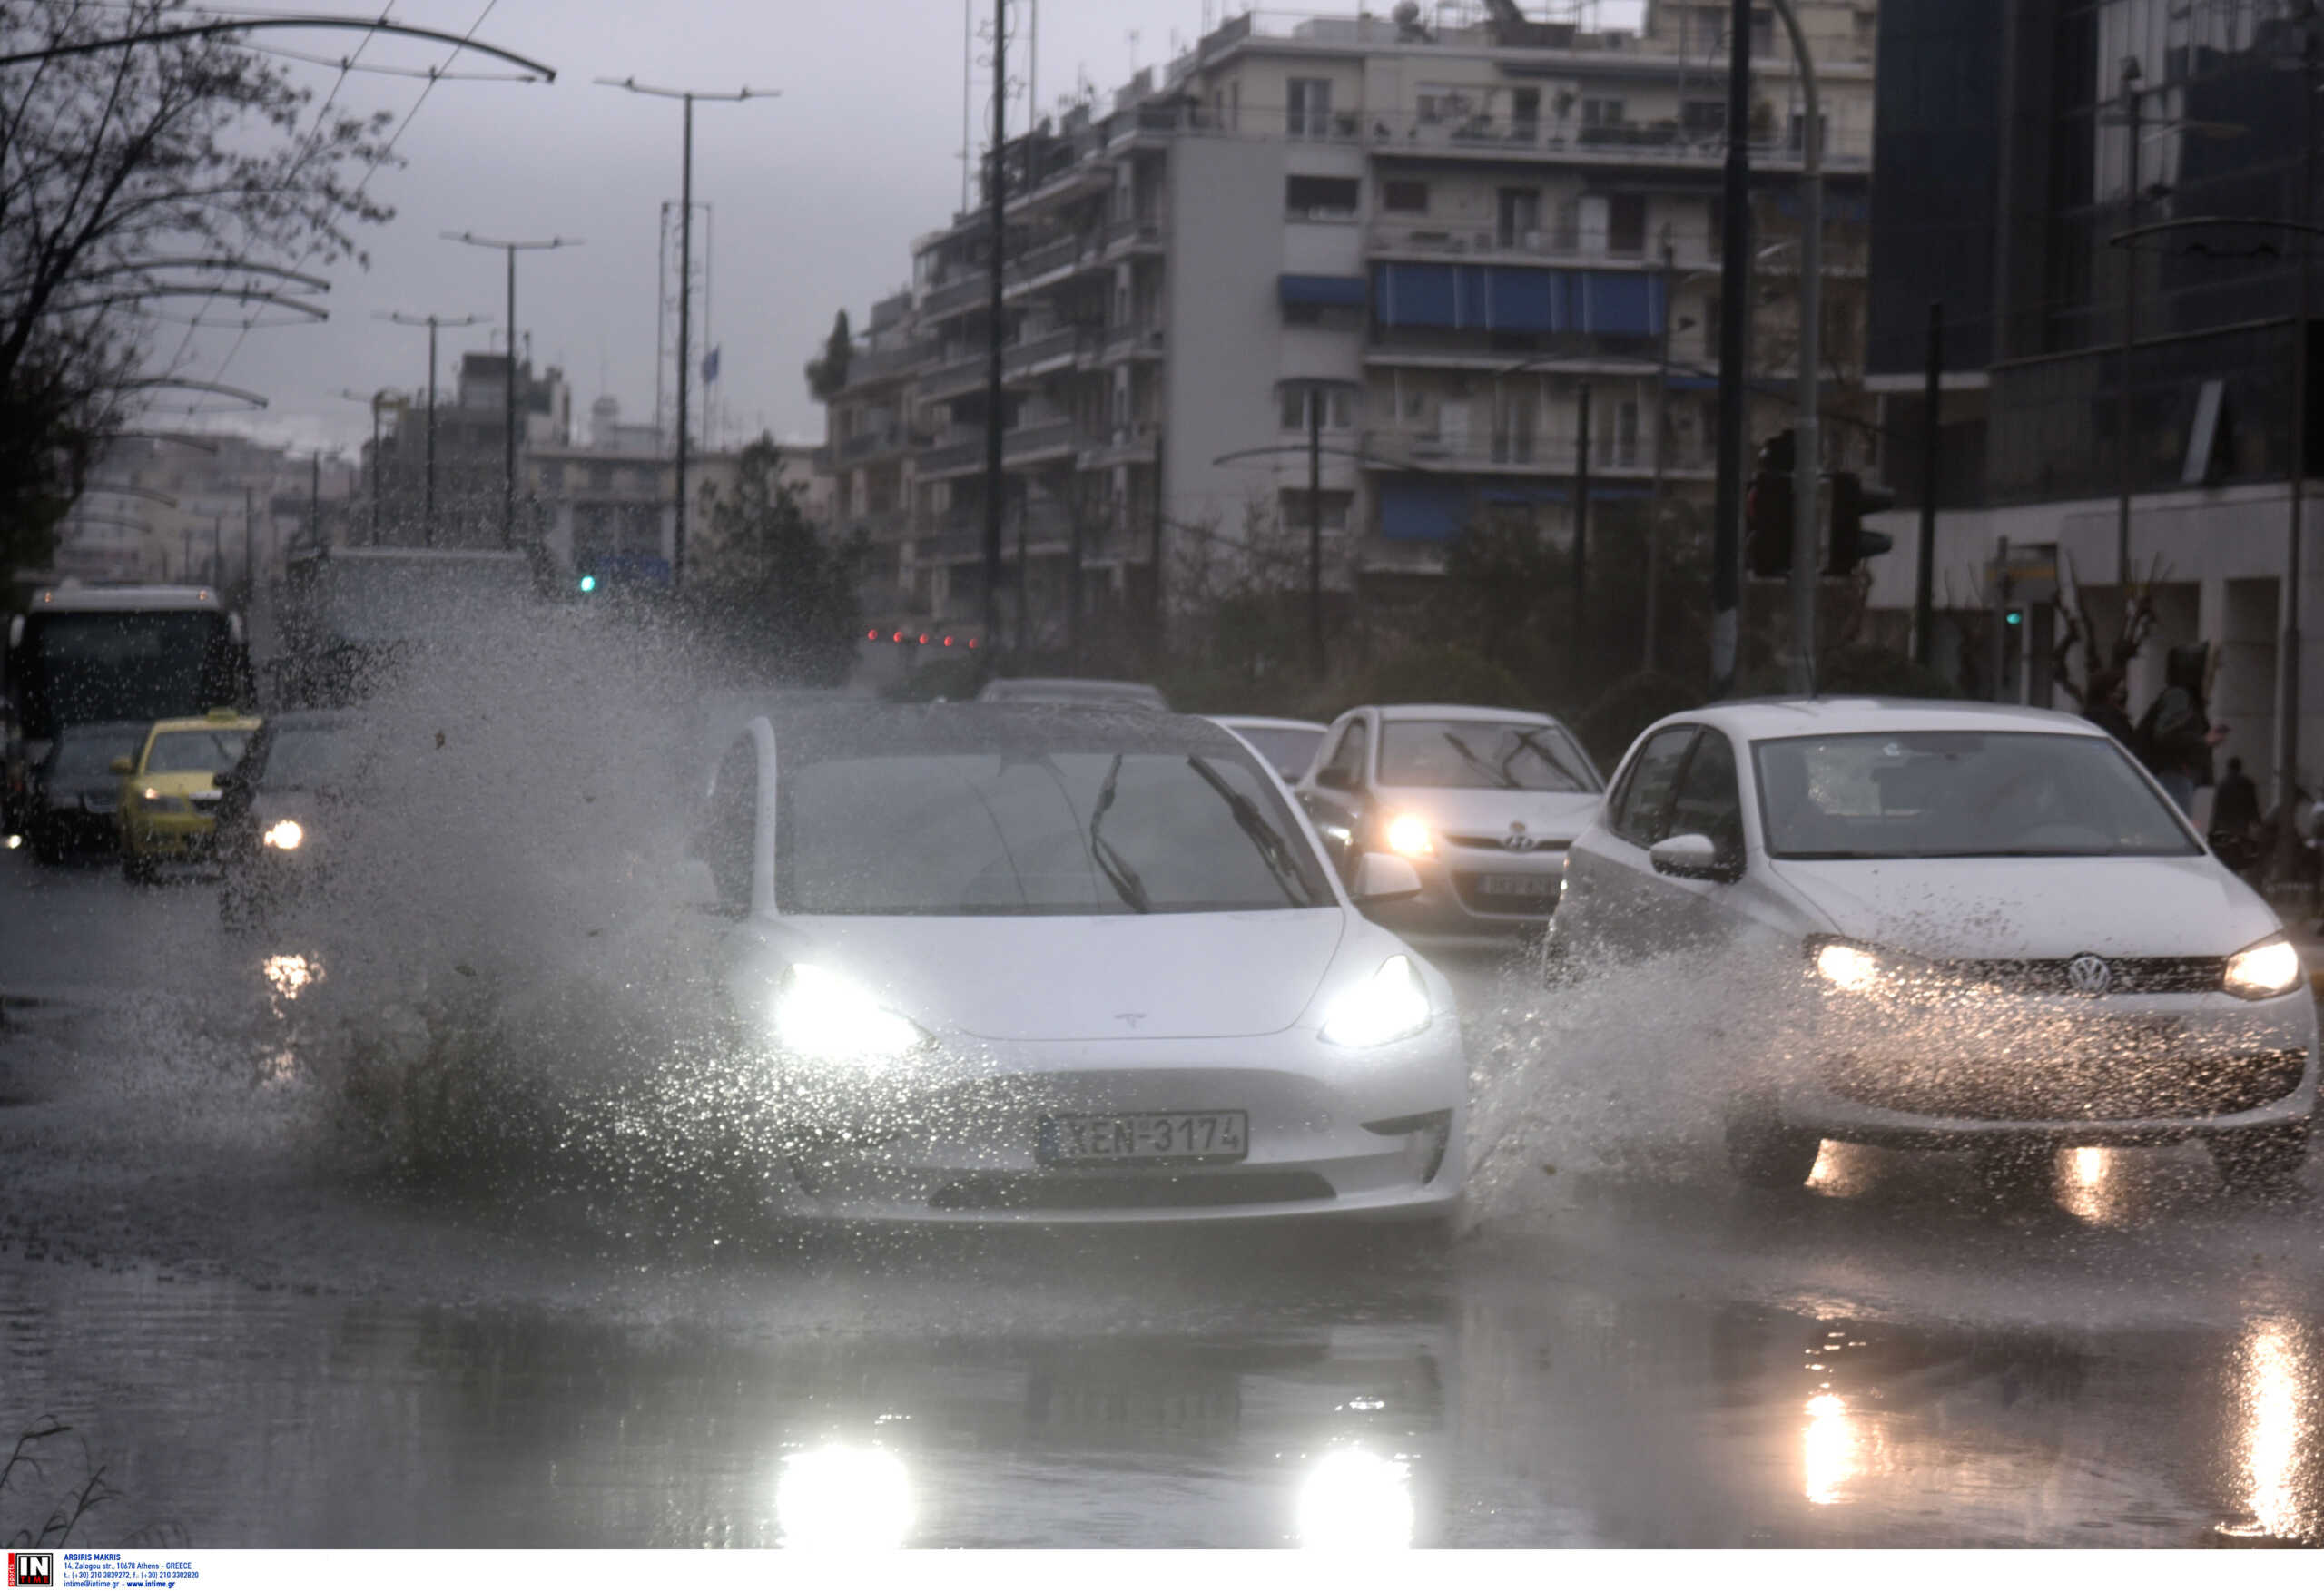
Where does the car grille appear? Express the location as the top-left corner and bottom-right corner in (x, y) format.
(927, 1171), (1337, 1212)
(1823, 1047), (2309, 1121)
(1442, 833), (1571, 853)
(1935, 956), (2229, 996)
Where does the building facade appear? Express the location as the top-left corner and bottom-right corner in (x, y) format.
(53, 433), (357, 588)
(1864, 0), (2323, 800)
(824, 0), (1877, 653)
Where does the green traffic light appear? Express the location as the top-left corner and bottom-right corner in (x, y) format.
(2004, 609), (2024, 626)
(578, 575), (596, 594)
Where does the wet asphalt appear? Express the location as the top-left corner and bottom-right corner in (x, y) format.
(1, 847), (2319, 1548)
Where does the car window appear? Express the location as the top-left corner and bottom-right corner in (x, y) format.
(143, 729), (249, 775)
(1609, 726), (1698, 848)
(1376, 719), (1600, 792)
(1667, 729), (1744, 863)
(52, 729), (143, 779)
(778, 750), (1331, 916)
(1236, 726), (1325, 781)
(258, 726), (358, 791)
(1318, 717), (1369, 787)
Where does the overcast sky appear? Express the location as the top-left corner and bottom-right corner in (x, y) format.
(167, 0), (1244, 458)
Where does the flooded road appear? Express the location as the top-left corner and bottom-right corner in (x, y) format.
(3, 850), (2320, 1548)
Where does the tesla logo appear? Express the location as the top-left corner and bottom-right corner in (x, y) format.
(2065, 955), (2114, 996)
(9, 1552), (52, 1587)
(1501, 826), (1539, 853)
(1115, 1013), (1147, 1029)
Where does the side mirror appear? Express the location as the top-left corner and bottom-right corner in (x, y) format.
(1650, 832), (1740, 883)
(1315, 764), (1354, 792)
(1352, 850), (1423, 902)
(109, 757), (133, 777)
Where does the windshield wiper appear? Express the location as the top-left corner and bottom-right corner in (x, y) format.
(1186, 756), (1322, 908)
(1510, 727), (1591, 791)
(1441, 731), (1518, 789)
(1086, 754), (1152, 913)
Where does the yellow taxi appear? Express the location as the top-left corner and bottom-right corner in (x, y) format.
(113, 708), (261, 882)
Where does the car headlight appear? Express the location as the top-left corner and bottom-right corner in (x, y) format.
(1383, 812), (1433, 859)
(2224, 935), (2303, 1001)
(1320, 954), (1433, 1047)
(1811, 939), (1885, 993)
(771, 964), (930, 1066)
(262, 819), (304, 850)
(138, 789), (190, 814)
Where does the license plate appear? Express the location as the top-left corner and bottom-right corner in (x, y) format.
(1039, 1110), (1248, 1165)
(1476, 874), (1556, 897)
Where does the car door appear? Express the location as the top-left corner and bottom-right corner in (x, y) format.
(1561, 722), (1699, 960)
(1300, 712), (1373, 878)
(1647, 723), (1749, 954)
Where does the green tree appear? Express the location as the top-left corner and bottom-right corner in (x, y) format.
(803, 309), (852, 401)
(692, 436), (868, 685)
(1, 1), (396, 592)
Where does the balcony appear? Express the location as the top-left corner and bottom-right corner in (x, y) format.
(1363, 112), (1870, 172)
(916, 417), (1088, 479)
(838, 425), (927, 464)
(1079, 421), (1159, 468)
(921, 273), (990, 320)
(842, 339), (936, 387)
(1361, 427), (1713, 476)
(1368, 221), (1712, 272)
(918, 348), (988, 401)
(1094, 320), (1166, 363)
(1004, 326), (1084, 382)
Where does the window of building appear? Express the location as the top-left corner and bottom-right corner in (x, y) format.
(1511, 87), (1541, 139)
(1680, 98), (1726, 136)
(1787, 112), (1828, 154)
(1286, 175), (1360, 219)
(1608, 194), (1648, 256)
(1497, 187), (1542, 249)
(1288, 77), (1333, 140)
(1581, 97), (1626, 127)
(1415, 84), (1471, 126)
(1750, 7), (1774, 57)
(1382, 179), (1430, 214)
(1279, 490), (1352, 532)
(1280, 386), (1355, 431)
(589, 464), (613, 491)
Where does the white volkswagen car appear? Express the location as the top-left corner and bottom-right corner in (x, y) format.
(1295, 704), (1605, 935)
(697, 704), (1466, 1224)
(1551, 699), (2316, 1193)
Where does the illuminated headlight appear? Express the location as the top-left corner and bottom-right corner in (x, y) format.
(1383, 812), (1433, 859)
(2224, 935), (2303, 1001)
(771, 964), (930, 1066)
(262, 819), (305, 850)
(1813, 940), (1884, 993)
(3, 834), (18, 850)
(139, 790), (190, 813)
(1320, 955), (1432, 1047)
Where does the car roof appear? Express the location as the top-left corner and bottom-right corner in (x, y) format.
(978, 676), (1168, 705)
(255, 710), (357, 732)
(1666, 697), (2110, 741)
(1207, 715), (1326, 733)
(28, 584), (223, 613)
(1354, 702), (1569, 726)
(53, 720), (151, 740)
(148, 713), (262, 735)
(763, 702), (1247, 764)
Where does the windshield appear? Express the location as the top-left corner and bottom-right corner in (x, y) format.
(49, 725), (146, 780)
(15, 611), (239, 737)
(979, 680), (1168, 710)
(1754, 732), (2200, 859)
(259, 725), (357, 790)
(1377, 720), (1600, 792)
(778, 749), (1331, 916)
(1232, 726), (1325, 780)
(143, 729), (250, 776)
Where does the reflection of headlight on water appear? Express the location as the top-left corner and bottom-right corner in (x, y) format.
(1803, 1392), (1858, 1506)
(262, 819), (304, 850)
(262, 953), (318, 1000)
(1814, 942), (1883, 993)
(2218, 1319), (2315, 1542)
(1295, 1449), (1414, 1549)
(776, 1445), (913, 1548)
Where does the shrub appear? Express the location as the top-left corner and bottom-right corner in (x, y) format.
(1576, 670), (1702, 767)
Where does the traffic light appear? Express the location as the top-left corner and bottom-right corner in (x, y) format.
(576, 574), (597, 594)
(1745, 428), (1797, 577)
(1824, 471), (1896, 575)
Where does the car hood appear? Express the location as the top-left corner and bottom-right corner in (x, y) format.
(774, 909), (1350, 1041)
(1775, 854), (2280, 960)
(136, 771), (220, 799)
(1373, 785), (1602, 840)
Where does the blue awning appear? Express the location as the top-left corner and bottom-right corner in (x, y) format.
(1581, 272), (1658, 336)
(1375, 262), (1458, 327)
(1481, 485), (1570, 505)
(1379, 477), (1469, 541)
(1280, 273), (1367, 308)
(1374, 264), (1664, 334)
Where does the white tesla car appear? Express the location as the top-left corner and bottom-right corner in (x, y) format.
(1551, 699), (2316, 1193)
(696, 704), (1466, 1224)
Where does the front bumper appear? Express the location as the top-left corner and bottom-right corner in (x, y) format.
(750, 1020), (1468, 1224)
(1779, 987), (2318, 1146)
(1363, 846), (1569, 934)
(32, 803), (117, 853)
(123, 809), (219, 861)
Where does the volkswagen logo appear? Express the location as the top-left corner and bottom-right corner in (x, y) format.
(1501, 827), (1539, 853)
(2065, 954), (2114, 996)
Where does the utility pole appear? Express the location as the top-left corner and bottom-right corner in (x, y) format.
(310, 453), (320, 551)
(335, 388), (398, 545)
(2117, 58), (2142, 611)
(1914, 302), (1943, 668)
(1308, 385), (1325, 677)
(1573, 380), (1591, 649)
(1770, 0), (1822, 696)
(2277, 14), (2319, 884)
(1647, 240), (1673, 673)
(1150, 426), (1167, 662)
(379, 312), (489, 546)
(980, 0), (1009, 658)
(445, 232), (584, 550)
(596, 78), (773, 590)
(212, 515), (222, 584)
(1709, 0), (1754, 696)
(243, 486), (253, 595)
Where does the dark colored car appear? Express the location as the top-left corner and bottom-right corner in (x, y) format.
(215, 711), (362, 929)
(25, 721), (148, 862)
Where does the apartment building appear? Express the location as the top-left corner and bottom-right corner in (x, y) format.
(824, 0), (1877, 649)
(54, 433), (357, 587)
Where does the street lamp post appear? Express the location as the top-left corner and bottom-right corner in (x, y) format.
(378, 312), (488, 545)
(2118, 57), (2144, 612)
(1771, 0), (1823, 696)
(596, 79), (774, 591)
(334, 388), (400, 545)
(444, 233), (583, 550)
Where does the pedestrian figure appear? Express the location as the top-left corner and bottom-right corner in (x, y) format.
(2210, 755), (2262, 875)
(2136, 643), (2229, 817)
